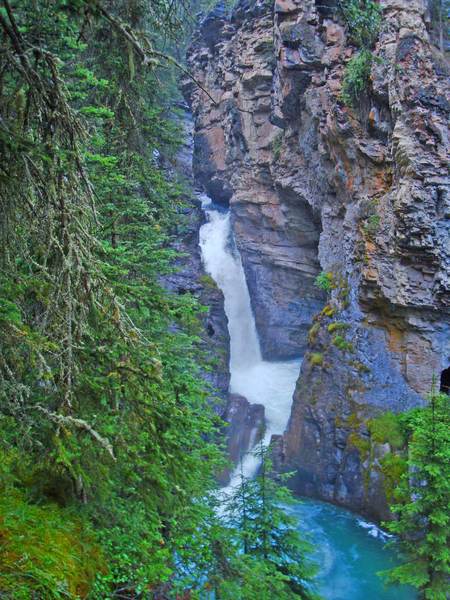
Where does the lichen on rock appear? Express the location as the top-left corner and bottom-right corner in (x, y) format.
(185, 0), (449, 519)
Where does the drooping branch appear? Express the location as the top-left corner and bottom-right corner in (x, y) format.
(93, 2), (219, 106)
(35, 405), (116, 460)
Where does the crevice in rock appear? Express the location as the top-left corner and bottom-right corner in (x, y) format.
(440, 367), (450, 394)
(185, 0), (449, 519)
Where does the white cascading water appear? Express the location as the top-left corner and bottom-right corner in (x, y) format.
(199, 195), (301, 483)
(199, 195), (416, 600)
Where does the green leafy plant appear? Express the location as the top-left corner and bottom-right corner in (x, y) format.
(339, 0), (382, 48)
(272, 132), (284, 162)
(363, 213), (381, 238)
(314, 271), (334, 293)
(341, 49), (374, 107)
(339, 0), (382, 107)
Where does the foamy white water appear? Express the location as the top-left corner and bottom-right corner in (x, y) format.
(199, 195), (301, 482)
(198, 196), (416, 599)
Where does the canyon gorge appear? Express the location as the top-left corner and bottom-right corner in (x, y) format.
(182, 0), (449, 521)
(1, 1), (447, 596)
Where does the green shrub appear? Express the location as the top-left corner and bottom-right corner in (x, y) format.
(363, 213), (381, 238)
(314, 271), (334, 293)
(340, 0), (382, 48)
(341, 49), (374, 107)
(339, 0), (382, 107)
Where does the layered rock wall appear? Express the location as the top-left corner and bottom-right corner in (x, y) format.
(186, 1), (326, 360)
(185, 0), (449, 518)
(167, 110), (230, 403)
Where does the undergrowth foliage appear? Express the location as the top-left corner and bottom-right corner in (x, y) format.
(0, 1), (223, 597)
(339, 0), (382, 107)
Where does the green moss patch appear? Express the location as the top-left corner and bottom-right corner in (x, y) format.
(379, 453), (407, 503)
(327, 321), (349, 334)
(368, 411), (405, 450)
(347, 431), (370, 461)
(348, 359), (370, 374)
(309, 353), (324, 367)
(198, 274), (218, 289)
(321, 304), (336, 318)
(0, 490), (104, 598)
(332, 334), (354, 353)
(308, 322), (321, 344)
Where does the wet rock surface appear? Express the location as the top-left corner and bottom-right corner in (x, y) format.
(218, 394), (265, 484)
(164, 110), (231, 406)
(185, 0), (449, 518)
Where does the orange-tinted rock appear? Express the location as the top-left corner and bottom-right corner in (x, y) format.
(185, 0), (449, 519)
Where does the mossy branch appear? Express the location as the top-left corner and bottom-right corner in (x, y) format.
(94, 2), (219, 106)
(35, 406), (116, 461)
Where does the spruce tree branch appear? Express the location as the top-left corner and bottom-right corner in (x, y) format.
(92, 2), (218, 106)
(35, 405), (116, 460)
(3, 0), (22, 47)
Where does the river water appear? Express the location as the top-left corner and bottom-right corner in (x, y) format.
(199, 197), (416, 599)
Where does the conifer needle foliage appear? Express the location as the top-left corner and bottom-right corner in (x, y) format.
(0, 2), (320, 598)
(382, 390), (450, 600)
(0, 1), (222, 596)
(222, 445), (321, 600)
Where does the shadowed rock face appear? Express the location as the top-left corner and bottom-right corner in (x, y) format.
(165, 110), (231, 405)
(218, 394), (265, 484)
(185, 0), (449, 518)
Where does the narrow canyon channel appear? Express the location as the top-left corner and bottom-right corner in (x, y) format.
(199, 196), (417, 600)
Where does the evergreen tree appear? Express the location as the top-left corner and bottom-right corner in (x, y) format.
(383, 390), (450, 599)
(0, 2), (322, 597)
(224, 444), (320, 599)
(0, 1), (224, 596)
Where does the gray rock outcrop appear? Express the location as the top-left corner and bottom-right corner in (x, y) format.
(185, 0), (449, 518)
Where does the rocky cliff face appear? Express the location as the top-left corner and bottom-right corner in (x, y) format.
(185, 0), (449, 518)
(166, 110), (231, 403)
(168, 110), (266, 478)
(186, 1), (327, 361)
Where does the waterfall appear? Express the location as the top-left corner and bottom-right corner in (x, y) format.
(199, 195), (416, 600)
(199, 199), (261, 372)
(199, 195), (301, 481)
